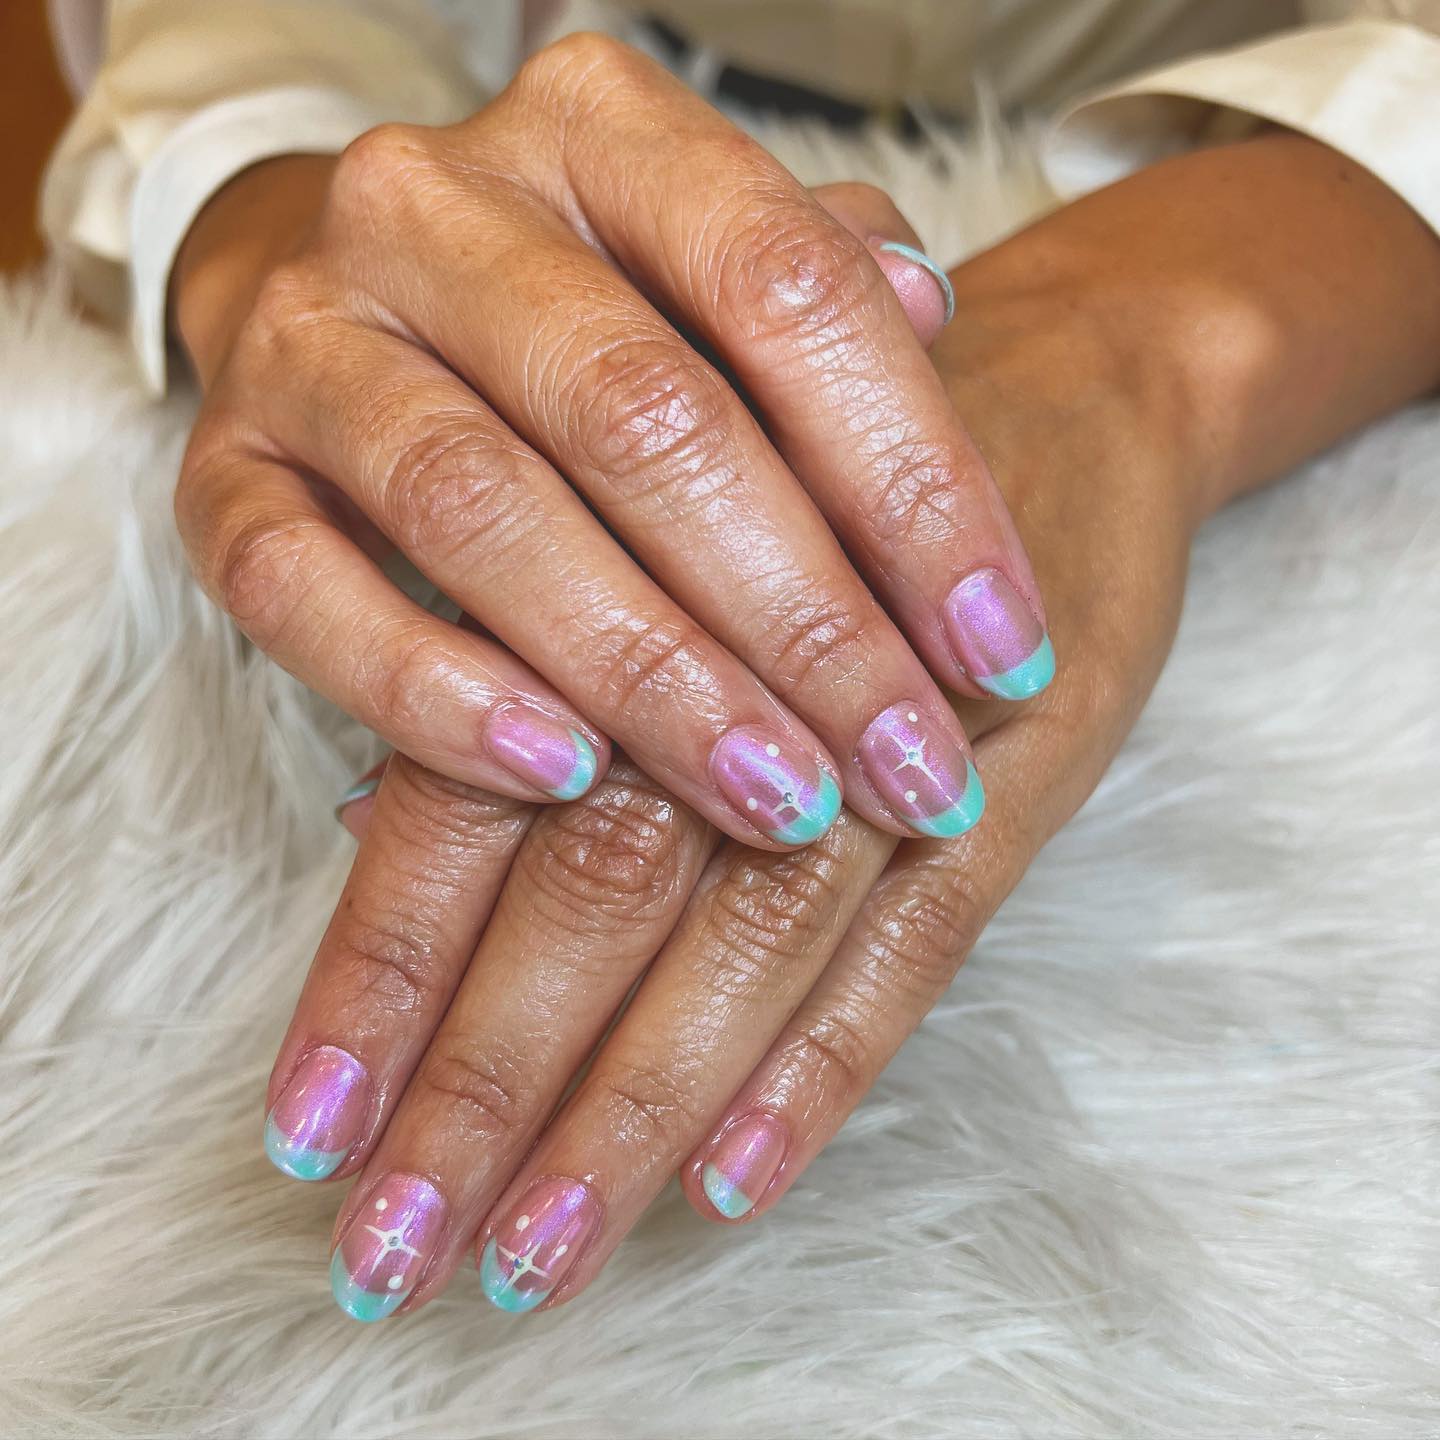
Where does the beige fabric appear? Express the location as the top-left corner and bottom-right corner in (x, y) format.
(41, 0), (1440, 391)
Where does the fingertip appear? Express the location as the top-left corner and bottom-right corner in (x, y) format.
(872, 240), (954, 348)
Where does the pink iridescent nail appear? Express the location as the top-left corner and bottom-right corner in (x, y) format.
(479, 1176), (603, 1315)
(264, 1046), (369, 1182)
(483, 703), (598, 801)
(330, 1173), (447, 1322)
(701, 1112), (789, 1220)
(942, 568), (1055, 700)
(856, 702), (984, 839)
(710, 727), (841, 845)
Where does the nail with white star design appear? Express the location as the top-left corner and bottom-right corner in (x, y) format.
(855, 702), (984, 839)
(330, 1173), (448, 1322)
(479, 1176), (603, 1315)
(709, 726), (841, 848)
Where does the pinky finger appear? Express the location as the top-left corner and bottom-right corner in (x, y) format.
(176, 454), (609, 803)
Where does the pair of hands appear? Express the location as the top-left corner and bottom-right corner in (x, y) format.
(173, 35), (1440, 1319)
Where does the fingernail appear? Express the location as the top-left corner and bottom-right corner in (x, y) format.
(264, 1045), (370, 1181)
(856, 702), (985, 839)
(479, 1176), (602, 1315)
(942, 568), (1055, 699)
(483, 703), (598, 800)
(335, 776), (380, 837)
(701, 1112), (789, 1220)
(875, 240), (955, 325)
(330, 1173), (447, 1322)
(710, 727), (842, 846)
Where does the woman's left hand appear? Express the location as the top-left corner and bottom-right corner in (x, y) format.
(264, 133), (1440, 1318)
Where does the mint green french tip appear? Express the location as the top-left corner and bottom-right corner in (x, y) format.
(701, 1164), (756, 1220)
(773, 771), (842, 847)
(330, 1250), (402, 1323)
(878, 241), (956, 324)
(480, 1239), (546, 1315)
(334, 776), (380, 821)
(975, 635), (1056, 700)
(548, 730), (598, 801)
(264, 1113), (346, 1181)
(908, 762), (985, 839)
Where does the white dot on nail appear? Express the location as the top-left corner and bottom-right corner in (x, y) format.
(904, 790), (918, 804)
(765, 743), (780, 758)
(515, 1215), (529, 1231)
(374, 1198), (387, 1211)
(387, 1275), (403, 1290)
(907, 711), (919, 723)
(554, 1244), (568, 1258)
(746, 797), (759, 811)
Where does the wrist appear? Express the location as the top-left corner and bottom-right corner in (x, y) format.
(943, 132), (1440, 521)
(172, 153), (338, 388)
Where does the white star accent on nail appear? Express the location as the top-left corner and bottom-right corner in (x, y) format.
(892, 735), (942, 789)
(364, 1218), (422, 1261)
(494, 1240), (553, 1296)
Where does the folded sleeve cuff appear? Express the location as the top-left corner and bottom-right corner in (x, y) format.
(1045, 19), (1440, 239)
(127, 86), (394, 393)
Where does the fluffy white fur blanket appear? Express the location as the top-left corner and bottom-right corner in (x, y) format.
(1, 120), (1437, 1439)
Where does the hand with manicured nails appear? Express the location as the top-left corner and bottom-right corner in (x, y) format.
(173, 33), (1053, 855)
(261, 130), (1440, 1320)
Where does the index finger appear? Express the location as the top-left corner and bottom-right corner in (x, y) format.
(517, 35), (1054, 700)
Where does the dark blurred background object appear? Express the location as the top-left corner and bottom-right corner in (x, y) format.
(1, 0), (71, 273)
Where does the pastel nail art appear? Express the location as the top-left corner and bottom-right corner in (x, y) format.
(484, 703), (598, 801)
(942, 568), (1055, 700)
(330, 1173), (447, 1323)
(856, 703), (985, 839)
(876, 241), (956, 324)
(701, 1112), (788, 1220)
(334, 775), (380, 822)
(479, 1176), (602, 1315)
(264, 1046), (369, 1182)
(710, 727), (841, 846)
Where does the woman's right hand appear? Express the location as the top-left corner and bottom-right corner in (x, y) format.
(171, 32), (1051, 850)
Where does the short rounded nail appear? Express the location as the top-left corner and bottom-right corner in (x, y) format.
(942, 568), (1055, 699)
(856, 702), (984, 839)
(483, 703), (598, 800)
(479, 1176), (603, 1315)
(264, 1045), (370, 1181)
(709, 727), (841, 845)
(334, 776), (380, 836)
(331, 1173), (447, 1322)
(875, 240), (955, 326)
(701, 1112), (789, 1220)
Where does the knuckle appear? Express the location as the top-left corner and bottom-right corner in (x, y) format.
(382, 419), (540, 565)
(575, 338), (734, 502)
(594, 1058), (704, 1147)
(791, 1008), (873, 1102)
(240, 261), (332, 360)
(724, 207), (878, 344)
(704, 846), (845, 973)
(383, 759), (535, 850)
(866, 871), (982, 998)
(762, 584), (875, 691)
(333, 908), (449, 1019)
(864, 440), (967, 549)
(371, 625), (457, 737)
(516, 30), (639, 97)
(584, 613), (713, 719)
(419, 1036), (532, 1142)
(330, 122), (436, 214)
(523, 782), (686, 925)
(214, 510), (325, 635)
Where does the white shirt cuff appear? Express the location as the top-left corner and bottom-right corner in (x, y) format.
(1045, 19), (1440, 240)
(128, 86), (395, 393)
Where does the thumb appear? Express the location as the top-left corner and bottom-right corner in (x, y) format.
(811, 181), (955, 349)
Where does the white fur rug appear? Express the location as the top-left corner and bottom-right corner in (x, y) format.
(1, 121), (1437, 1440)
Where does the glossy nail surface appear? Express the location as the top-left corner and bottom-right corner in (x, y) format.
(942, 567), (1055, 699)
(264, 1046), (369, 1181)
(335, 776), (380, 838)
(856, 703), (984, 839)
(484, 703), (598, 800)
(876, 240), (956, 325)
(479, 1176), (602, 1315)
(710, 727), (841, 845)
(701, 1112), (789, 1220)
(330, 1173), (447, 1322)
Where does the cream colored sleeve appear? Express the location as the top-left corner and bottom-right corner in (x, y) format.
(43, 0), (508, 392)
(1044, 3), (1440, 239)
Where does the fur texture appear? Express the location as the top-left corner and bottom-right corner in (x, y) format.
(0, 121), (1437, 1439)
